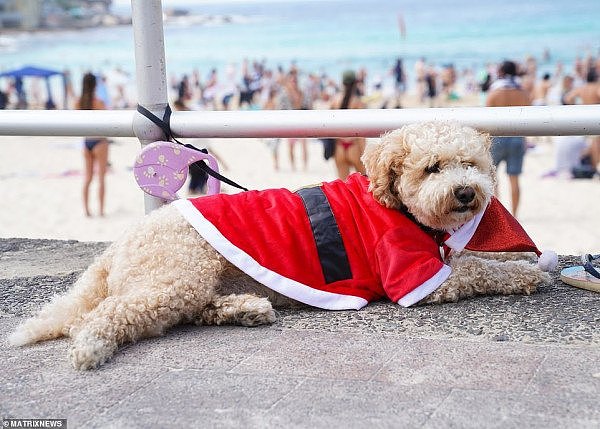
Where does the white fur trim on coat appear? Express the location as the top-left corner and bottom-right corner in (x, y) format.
(397, 264), (452, 307)
(173, 199), (369, 310)
(444, 208), (486, 252)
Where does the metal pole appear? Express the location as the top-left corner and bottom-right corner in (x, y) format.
(0, 110), (135, 136)
(170, 105), (600, 138)
(131, 0), (169, 213)
(0, 105), (599, 137)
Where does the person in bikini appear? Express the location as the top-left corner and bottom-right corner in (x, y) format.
(330, 70), (366, 179)
(77, 72), (109, 217)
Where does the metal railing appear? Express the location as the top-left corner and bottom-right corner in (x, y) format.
(0, 0), (599, 213)
(1, 105), (600, 138)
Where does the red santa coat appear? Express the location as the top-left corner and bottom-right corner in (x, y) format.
(173, 173), (540, 309)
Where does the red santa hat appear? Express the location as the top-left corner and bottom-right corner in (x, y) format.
(444, 197), (558, 271)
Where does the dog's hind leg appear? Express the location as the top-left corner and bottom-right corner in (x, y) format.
(8, 246), (115, 347)
(68, 247), (223, 369)
(197, 294), (276, 327)
(69, 290), (188, 370)
(68, 277), (215, 370)
(66, 208), (228, 370)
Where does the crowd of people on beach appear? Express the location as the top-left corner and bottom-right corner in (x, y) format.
(166, 54), (600, 182)
(1, 51), (599, 216)
(169, 52), (600, 217)
(168, 58), (468, 114)
(165, 53), (600, 115)
(1, 53), (598, 115)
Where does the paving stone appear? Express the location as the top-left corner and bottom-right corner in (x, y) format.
(110, 324), (281, 371)
(1, 351), (166, 428)
(524, 346), (600, 395)
(372, 338), (545, 392)
(89, 370), (303, 428)
(231, 330), (399, 381)
(266, 378), (450, 428)
(423, 388), (600, 428)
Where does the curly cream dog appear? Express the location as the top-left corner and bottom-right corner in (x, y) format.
(9, 122), (551, 370)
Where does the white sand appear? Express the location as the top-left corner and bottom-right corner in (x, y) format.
(0, 132), (598, 256)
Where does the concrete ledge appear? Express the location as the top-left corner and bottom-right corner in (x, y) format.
(1, 238), (598, 428)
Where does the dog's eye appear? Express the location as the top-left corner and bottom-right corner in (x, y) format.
(425, 162), (440, 174)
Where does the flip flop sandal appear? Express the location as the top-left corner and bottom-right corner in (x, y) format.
(133, 141), (221, 201)
(560, 254), (600, 293)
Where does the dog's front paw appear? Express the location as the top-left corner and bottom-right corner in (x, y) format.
(198, 294), (277, 327)
(513, 261), (551, 295)
(69, 329), (116, 370)
(529, 270), (552, 293)
(238, 296), (276, 327)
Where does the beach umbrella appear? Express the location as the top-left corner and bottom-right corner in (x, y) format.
(0, 65), (66, 109)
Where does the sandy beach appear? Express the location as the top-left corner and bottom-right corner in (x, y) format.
(0, 120), (598, 256)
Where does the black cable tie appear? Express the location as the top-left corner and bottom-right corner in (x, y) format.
(136, 104), (249, 192)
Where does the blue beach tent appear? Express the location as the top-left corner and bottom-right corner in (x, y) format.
(0, 65), (66, 109)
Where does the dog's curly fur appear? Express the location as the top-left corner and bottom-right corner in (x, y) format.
(9, 121), (550, 370)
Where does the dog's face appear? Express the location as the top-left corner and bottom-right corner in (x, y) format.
(362, 122), (495, 230)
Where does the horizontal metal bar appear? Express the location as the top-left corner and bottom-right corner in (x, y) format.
(0, 110), (136, 137)
(172, 105), (600, 137)
(0, 105), (599, 138)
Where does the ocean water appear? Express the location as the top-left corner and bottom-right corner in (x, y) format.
(1, 0), (599, 88)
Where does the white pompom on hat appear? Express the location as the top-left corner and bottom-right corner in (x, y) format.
(537, 250), (558, 272)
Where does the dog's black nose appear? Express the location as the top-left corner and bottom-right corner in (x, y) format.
(454, 186), (475, 204)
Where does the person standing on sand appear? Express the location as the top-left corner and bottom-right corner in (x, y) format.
(414, 57), (426, 103)
(262, 87), (281, 171)
(563, 68), (600, 169)
(330, 70), (366, 179)
(424, 64), (438, 107)
(77, 72), (109, 217)
(280, 69), (308, 171)
(391, 57), (406, 108)
(486, 60), (531, 217)
(531, 73), (553, 106)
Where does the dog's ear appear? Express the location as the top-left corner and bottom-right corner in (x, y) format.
(361, 129), (408, 208)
